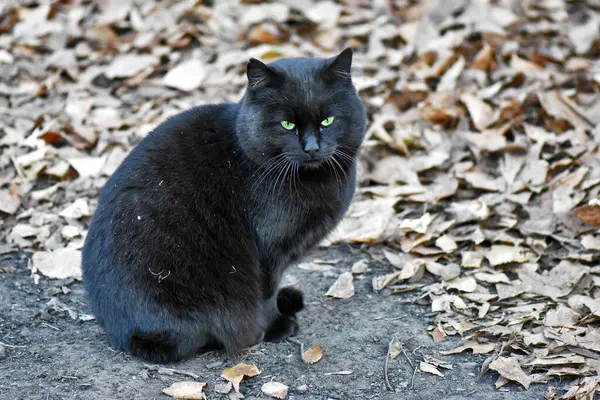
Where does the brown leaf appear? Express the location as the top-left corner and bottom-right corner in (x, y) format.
(570, 205), (600, 226)
(162, 382), (208, 400)
(302, 344), (323, 365)
(220, 364), (261, 392)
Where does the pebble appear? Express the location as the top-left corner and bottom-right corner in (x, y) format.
(296, 384), (308, 394)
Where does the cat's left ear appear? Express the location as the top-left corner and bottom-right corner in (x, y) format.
(246, 58), (281, 89)
(323, 48), (353, 81)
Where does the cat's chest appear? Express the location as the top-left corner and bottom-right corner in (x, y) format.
(249, 183), (351, 262)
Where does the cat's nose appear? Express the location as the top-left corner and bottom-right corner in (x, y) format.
(303, 135), (319, 157)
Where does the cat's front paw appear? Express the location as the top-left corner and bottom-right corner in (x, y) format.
(264, 315), (299, 342)
(277, 287), (304, 316)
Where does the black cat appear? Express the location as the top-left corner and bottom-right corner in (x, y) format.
(82, 48), (366, 363)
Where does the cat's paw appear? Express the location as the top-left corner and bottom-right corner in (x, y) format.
(264, 315), (299, 342)
(277, 287), (304, 316)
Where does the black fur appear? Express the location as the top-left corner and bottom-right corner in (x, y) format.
(82, 48), (366, 363)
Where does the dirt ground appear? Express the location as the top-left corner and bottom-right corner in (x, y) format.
(1, 246), (555, 400)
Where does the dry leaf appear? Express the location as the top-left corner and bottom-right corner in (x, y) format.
(432, 326), (448, 343)
(220, 364), (261, 392)
(32, 248), (82, 280)
(486, 245), (535, 266)
(105, 54), (158, 79)
(351, 259), (368, 274)
(544, 305), (581, 327)
(441, 341), (495, 355)
(460, 94), (495, 131)
(326, 271), (354, 299)
(488, 356), (537, 389)
(302, 344), (323, 365)
(372, 272), (400, 293)
(420, 361), (444, 377)
(163, 60), (207, 92)
(570, 205), (600, 225)
(162, 382), (208, 400)
(0, 188), (20, 214)
(261, 382), (289, 399)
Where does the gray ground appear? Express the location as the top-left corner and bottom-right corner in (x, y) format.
(0, 246), (554, 400)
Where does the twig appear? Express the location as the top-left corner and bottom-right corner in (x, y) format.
(400, 343), (414, 368)
(410, 365), (418, 389)
(384, 339), (393, 391)
(287, 338), (305, 360)
(412, 345), (423, 355)
(0, 340), (27, 348)
(41, 323), (59, 331)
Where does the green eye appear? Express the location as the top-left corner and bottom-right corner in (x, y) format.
(321, 116), (335, 127)
(281, 121), (295, 130)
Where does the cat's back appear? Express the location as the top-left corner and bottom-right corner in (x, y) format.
(86, 102), (247, 259)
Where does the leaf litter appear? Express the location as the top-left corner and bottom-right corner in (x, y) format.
(0, 0), (599, 397)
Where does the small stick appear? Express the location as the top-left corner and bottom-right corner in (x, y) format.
(41, 323), (60, 331)
(410, 365), (418, 390)
(0, 340), (27, 348)
(400, 343), (414, 368)
(384, 339), (393, 391)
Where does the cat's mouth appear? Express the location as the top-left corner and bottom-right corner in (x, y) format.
(299, 158), (326, 169)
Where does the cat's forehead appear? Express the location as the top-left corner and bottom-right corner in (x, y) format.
(268, 58), (333, 108)
(269, 57), (326, 76)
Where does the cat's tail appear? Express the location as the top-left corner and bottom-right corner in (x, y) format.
(277, 287), (304, 316)
(129, 331), (183, 363)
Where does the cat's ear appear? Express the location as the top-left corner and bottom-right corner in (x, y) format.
(246, 58), (281, 89)
(323, 48), (353, 81)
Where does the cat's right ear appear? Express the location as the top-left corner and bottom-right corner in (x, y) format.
(246, 58), (281, 89)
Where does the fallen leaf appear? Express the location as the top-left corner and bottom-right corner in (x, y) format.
(372, 272), (400, 293)
(486, 245), (535, 266)
(432, 326), (448, 343)
(261, 382), (289, 399)
(59, 199), (91, 219)
(388, 338), (403, 359)
(105, 54), (158, 79)
(0, 188), (20, 214)
(441, 341), (496, 355)
(420, 361), (444, 377)
(544, 304), (581, 327)
(350, 259), (368, 274)
(326, 271), (354, 299)
(302, 344), (323, 365)
(570, 204), (600, 225)
(32, 248), (82, 280)
(68, 156), (106, 178)
(488, 356), (537, 389)
(163, 59), (207, 92)
(446, 276), (477, 292)
(162, 382), (208, 400)
(460, 94), (495, 131)
(221, 364), (261, 392)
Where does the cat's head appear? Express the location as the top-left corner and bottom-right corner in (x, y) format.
(236, 48), (366, 171)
